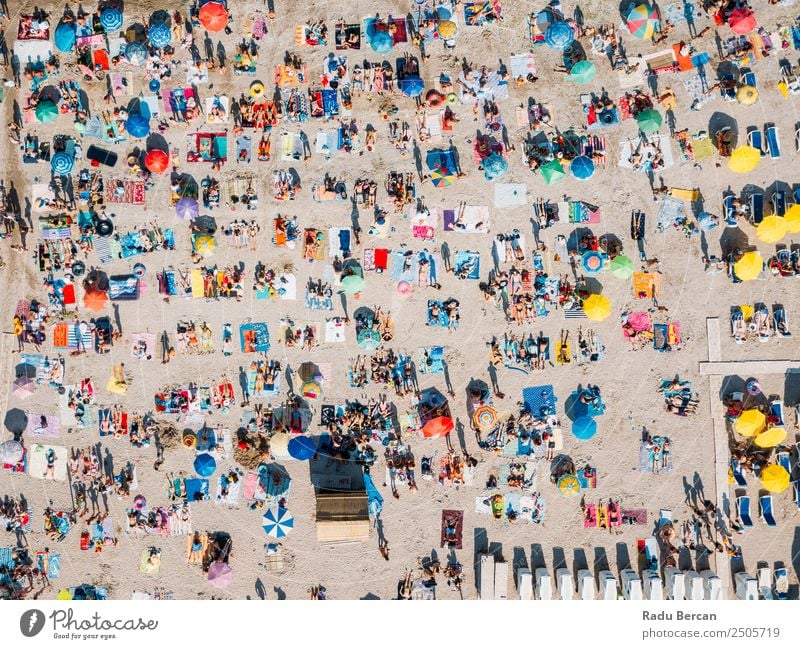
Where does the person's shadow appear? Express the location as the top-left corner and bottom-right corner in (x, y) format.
(255, 578), (266, 600)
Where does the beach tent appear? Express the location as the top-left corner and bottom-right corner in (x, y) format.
(199, 1), (229, 32)
(54, 22), (77, 53)
(315, 491), (370, 543)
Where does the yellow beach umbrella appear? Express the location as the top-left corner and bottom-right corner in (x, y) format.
(438, 20), (457, 39)
(761, 464), (790, 493)
(736, 85), (758, 106)
(728, 145), (761, 173)
(194, 235), (216, 255)
(754, 427), (786, 449)
(756, 215), (787, 244)
(735, 409), (766, 436)
(733, 251), (763, 281)
(582, 294), (611, 321)
(557, 474), (581, 497)
(784, 204), (800, 233)
(57, 589), (73, 600)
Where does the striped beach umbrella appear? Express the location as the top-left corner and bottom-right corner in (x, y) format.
(626, 4), (660, 40)
(262, 506), (294, 538)
(100, 8), (124, 32)
(51, 151), (74, 175)
(545, 21), (574, 50)
(148, 22), (172, 48)
(125, 42), (148, 66)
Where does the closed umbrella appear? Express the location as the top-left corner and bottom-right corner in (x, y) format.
(125, 114), (150, 139)
(735, 409), (765, 436)
(125, 42), (148, 66)
(637, 109), (663, 134)
(569, 60), (596, 83)
(754, 427), (786, 449)
(570, 155), (595, 179)
(540, 160), (566, 185)
(288, 436), (315, 461)
(572, 416), (597, 440)
(175, 197), (200, 220)
(341, 274), (365, 294)
(784, 204), (800, 233)
(100, 8), (124, 32)
(145, 149), (169, 173)
(728, 145), (760, 173)
(626, 4), (660, 39)
(756, 215), (787, 244)
(207, 562), (233, 589)
(400, 76), (424, 97)
(483, 153), (508, 180)
(193, 452), (216, 477)
(369, 31), (393, 54)
(761, 464), (790, 493)
(728, 8), (756, 35)
(582, 294), (611, 321)
(422, 416), (454, 438)
(35, 100), (59, 124)
(557, 474), (581, 497)
(199, 1), (229, 32)
(545, 21), (574, 49)
(148, 22), (171, 48)
(54, 22), (77, 53)
(610, 255), (635, 279)
(262, 506), (294, 538)
(733, 251), (763, 281)
(50, 151), (74, 175)
(0, 440), (24, 465)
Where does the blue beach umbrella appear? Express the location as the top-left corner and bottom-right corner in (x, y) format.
(581, 250), (604, 274)
(572, 416), (597, 440)
(545, 21), (574, 50)
(483, 152), (508, 180)
(125, 42), (148, 66)
(51, 151), (74, 175)
(570, 155), (595, 180)
(262, 506), (294, 538)
(288, 436), (316, 461)
(125, 114), (150, 139)
(148, 22), (172, 48)
(369, 31), (393, 54)
(400, 75), (424, 97)
(54, 22), (77, 53)
(100, 8), (124, 32)
(193, 452), (216, 477)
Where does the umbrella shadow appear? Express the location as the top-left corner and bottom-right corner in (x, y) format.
(708, 111), (738, 145)
(146, 133), (170, 153)
(718, 225), (750, 258)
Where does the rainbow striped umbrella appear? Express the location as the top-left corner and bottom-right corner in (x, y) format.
(626, 4), (660, 40)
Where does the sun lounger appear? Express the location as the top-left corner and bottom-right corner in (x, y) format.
(735, 572), (758, 600)
(701, 570), (723, 600)
(643, 570), (663, 600)
(598, 570), (618, 600)
(749, 192), (764, 224)
(758, 567), (773, 600)
(723, 194), (738, 227)
(664, 567), (685, 600)
(479, 553), (495, 600)
(737, 495), (753, 528)
(730, 459), (747, 486)
(774, 308), (791, 337)
(535, 567), (552, 600)
(684, 570), (704, 600)
(769, 399), (785, 426)
(621, 568), (642, 600)
(517, 568), (533, 600)
(760, 494), (777, 527)
(775, 567), (789, 600)
(576, 569), (595, 600)
(765, 124), (781, 160)
(494, 561), (508, 600)
(747, 128), (764, 154)
(772, 190), (787, 217)
(556, 567), (573, 600)
(777, 451), (791, 476)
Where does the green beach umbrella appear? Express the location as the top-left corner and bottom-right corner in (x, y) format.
(341, 274), (365, 294)
(637, 109), (663, 134)
(36, 100), (59, 124)
(541, 160), (566, 185)
(610, 255), (635, 279)
(569, 60), (596, 84)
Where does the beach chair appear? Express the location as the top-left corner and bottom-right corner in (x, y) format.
(737, 495), (753, 528)
(774, 567), (789, 600)
(494, 560), (508, 600)
(664, 567), (685, 600)
(772, 190), (787, 217)
(769, 399), (785, 426)
(760, 494), (777, 527)
(535, 567), (552, 600)
(723, 194), (738, 227)
(777, 451), (791, 476)
(735, 572), (758, 600)
(556, 567), (573, 600)
(794, 481), (800, 512)
(757, 567), (774, 600)
(642, 570), (663, 600)
(621, 568), (642, 600)
(479, 553), (495, 600)
(746, 128), (764, 154)
(749, 192), (764, 225)
(577, 569), (595, 600)
(701, 570), (723, 600)
(765, 124), (781, 160)
(730, 458), (747, 486)
(731, 307), (746, 344)
(598, 570), (618, 600)
(684, 570), (704, 600)
(517, 568), (533, 600)
(774, 308), (791, 337)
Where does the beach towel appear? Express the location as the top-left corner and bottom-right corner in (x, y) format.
(464, 1), (503, 26)
(522, 385), (557, 418)
(325, 318), (346, 343)
(27, 443), (68, 481)
(441, 510), (464, 549)
(184, 478), (210, 502)
(363, 16), (408, 44)
(215, 473), (242, 505)
(26, 414), (59, 438)
(418, 346), (445, 374)
(657, 196), (686, 230)
(443, 205), (490, 232)
(281, 131), (305, 161)
(640, 436), (673, 473)
(509, 53), (537, 81)
(390, 250), (419, 282)
(454, 251), (480, 279)
(410, 207), (438, 240)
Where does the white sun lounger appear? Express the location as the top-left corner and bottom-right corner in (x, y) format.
(598, 570), (618, 600)
(494, 560), (508, 600)
(757, 567), (774, 600)
(556, 567), (574, 600)
(643, 569), (663, 600)
(684, 570), (704, 600)
(517, 568), (533, 600)
(775, 567), (789, 600)
(665, 567), (685, 600)
(479, 554), (495, 600)
(577, 569), (595, 600)
(735, 572), (758, 600)
(702, 570), (723, 600)
(621, 568), (642, 600)
(535, 567), (552, 600)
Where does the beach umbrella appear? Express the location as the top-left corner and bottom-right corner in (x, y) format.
(582, 294), (611, 321)
(569, 60), (596, 84)
(297, 362), (322, 382)
(176, 196), (200, 220)
(610, 255), (635, 279)
(736, 85), (758, 106)
(35, 100), (59, 124)
(483, 153), (508, 180)
(761, 464), (790, 493)
(728, 145), (760, 173)
(637, 109), (663, 134)
(541, 160), (566, 185)
(427, 151), (456, 187)
(270, 432), (290, 459)
(369, 31), (393, 54)
(54, 22), (77, 53)
(400, 76), (425, 97)
(100, 8), (124, 31)
(422, 416), (454, 438)
(626, 4), (660, 40)
(0, 440), (24, 465)
(572, 416), (597, 440)
(728, 8), (756, 35)
(438, 20), (457, 39)
(148, 22), (172, 48)
(754, 427), (786, 449)
(756, 215), (787, 244)
(357, 328), (381, 350)
(545, 21), (574, 50)
(472, 405), (498, 430)
(125, 42), (148, 66)
(557, 474), (581, 497)
(262, 506), (294, 538)
(194, 235), (216, 256)
(50, 151), (74, 175)
(581, 250), (604, 274)
(193, 452), (216, 477)
(300, 380), (322, 400)
(341, 274), (365, 294)
(207, 562), (233, 589)
(125, 114), (150, 139)
(144, 149), (169, 173)
(83, 288), (108, 312)
(199, 1), (229, 31)
(288, 436), (316, 461)
(733, 251), (763, 281)
(784, 204), (800, 233)
(12, 376), (35, 400)
(570, 155), (595, 179)
(735, 409), (766, 437)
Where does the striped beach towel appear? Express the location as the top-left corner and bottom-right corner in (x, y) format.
(564, 306), (587, 319)
(94, 236), (113, 264)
